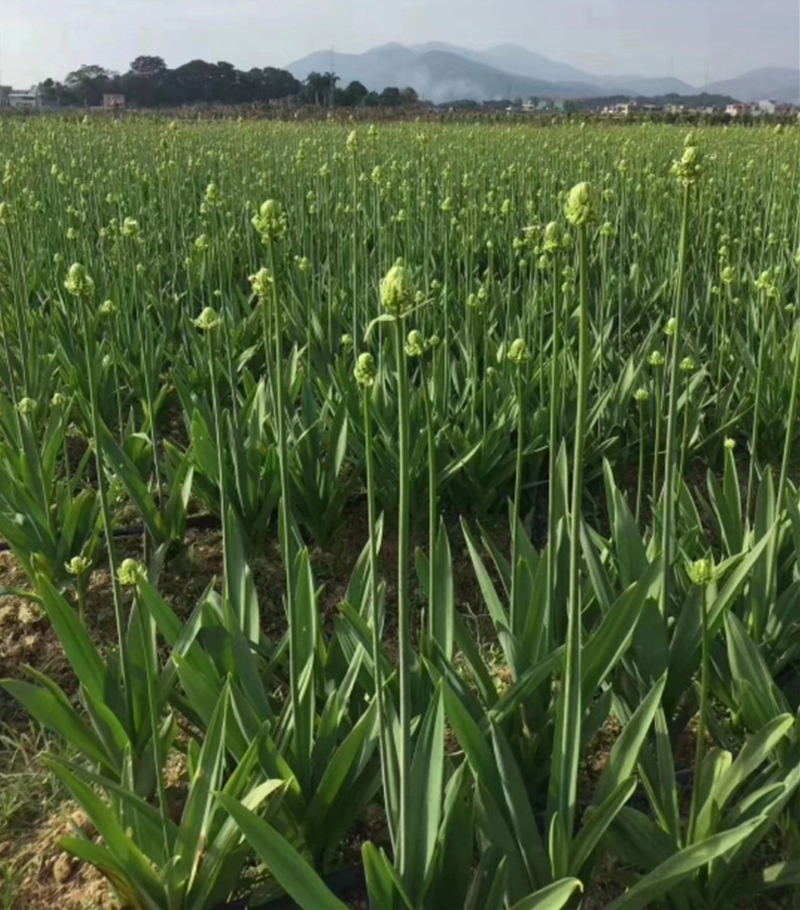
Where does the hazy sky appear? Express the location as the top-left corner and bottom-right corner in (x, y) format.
(1, 0), (798, 89)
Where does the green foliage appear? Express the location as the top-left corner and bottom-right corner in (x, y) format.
(3, 120), (800, 910)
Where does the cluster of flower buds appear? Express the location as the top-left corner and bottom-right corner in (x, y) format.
(252, 199), (287, 244)
(64, 262), (95, 298)
(671, 135), (703, 186)
(249, 267), (273, 299)
(380, 259), (415, 318)
(354, 352), (377, 387)
(507, 338), (530, 365)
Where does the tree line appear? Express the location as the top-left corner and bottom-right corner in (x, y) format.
(37, 57), (419, 109)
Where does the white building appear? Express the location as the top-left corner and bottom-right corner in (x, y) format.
(602, 102), (638, 117)
(725, 102), (751, 117)
(8, 87), (41, 110)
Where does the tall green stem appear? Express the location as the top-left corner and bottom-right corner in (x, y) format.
(687, 583), (710, 844)
(393, 317), (412, 879)
(559, 220), (590, 832)
(511, 362), (525, 638)
(547, 248), (561, 652)
(420, 360), (438, 649)
(77, 295), (131, 721)
(362, 382), (394, 844)
(659, 183), (691, 619)
(779, 321), (800, 508)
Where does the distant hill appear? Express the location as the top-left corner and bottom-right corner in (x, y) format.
(592, 74), (698, 97)
(411, 42), (601, 86)
(286, 42), (797, 105)
(286, 44), (606, 103)
(703, 67), (800, 104)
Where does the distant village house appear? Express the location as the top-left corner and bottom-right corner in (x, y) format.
(0, 86), (41, 109)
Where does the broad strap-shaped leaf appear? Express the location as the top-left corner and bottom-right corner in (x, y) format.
(175, 683), (231, 889)
(362, 841), (414, 910)
(697, 714), (792, 839)
(464, 847), (507, 910)
(35, 573), (109, 704)
(403, 686), (446, 904)
(218, 794), (350, 910)
(605, 818), (763, 909)
(594, 674), (666, 805)
(569, 778), (637, 877)
(48, 758), (164, 907)
(509, 877), (584, 910)
(97, 420), (167, 544)
(581, 557), (662, 703)
(489, 719), (549, 886)
(1, 676), (114, 771)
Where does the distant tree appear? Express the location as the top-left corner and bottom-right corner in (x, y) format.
(302, 71), (339, 106)
(400, 86), (419, 105)
(38, 77), (79, 105)
(260, 67), (302, 101)
(338, 80), (368, 107)
(380, 86), (403, 107)
(129, 56), (168, 77)
(64, 64), (119, 106)
(173, 59), (222, 104)
(41, 56), (303, 109)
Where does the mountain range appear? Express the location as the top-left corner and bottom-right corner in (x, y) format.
(286, 42), (800, 105)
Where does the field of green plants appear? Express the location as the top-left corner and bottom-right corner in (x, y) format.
(1, 117), (800, 909)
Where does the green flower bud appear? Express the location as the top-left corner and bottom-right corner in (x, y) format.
(665, 317), (678, 337)
(634, 387), (650, 403)
(118, 558), (146, 587)
(671, 144), (703, 185)
(507, 338), (530, 365)
(755, 269), (777, 297)
(194, 307), (221, 331)
(51, 392), (66, 408)
(724, 437), (736, 451)
(99, 299), (118, 317)
(721, 266), (735, 284)
(354, 352), (377, 387)
(680, 356), (695, 372)
(17, 397), (36, 416)
(564, 181), (596, 226)
(405, 329), (425, 358)
(121, 217), (140, 238)
(380, 259), (415, 318)
(542, 221), (562, 252)
(346, 130), (358, 154)
(249, 267), (273, 299)
(687, 558), (713, 587)
(64, 263), (94, 298)
(66, 555), (91, 576)
(251, 199), (287, 242)
(649, 350), (665, 368)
